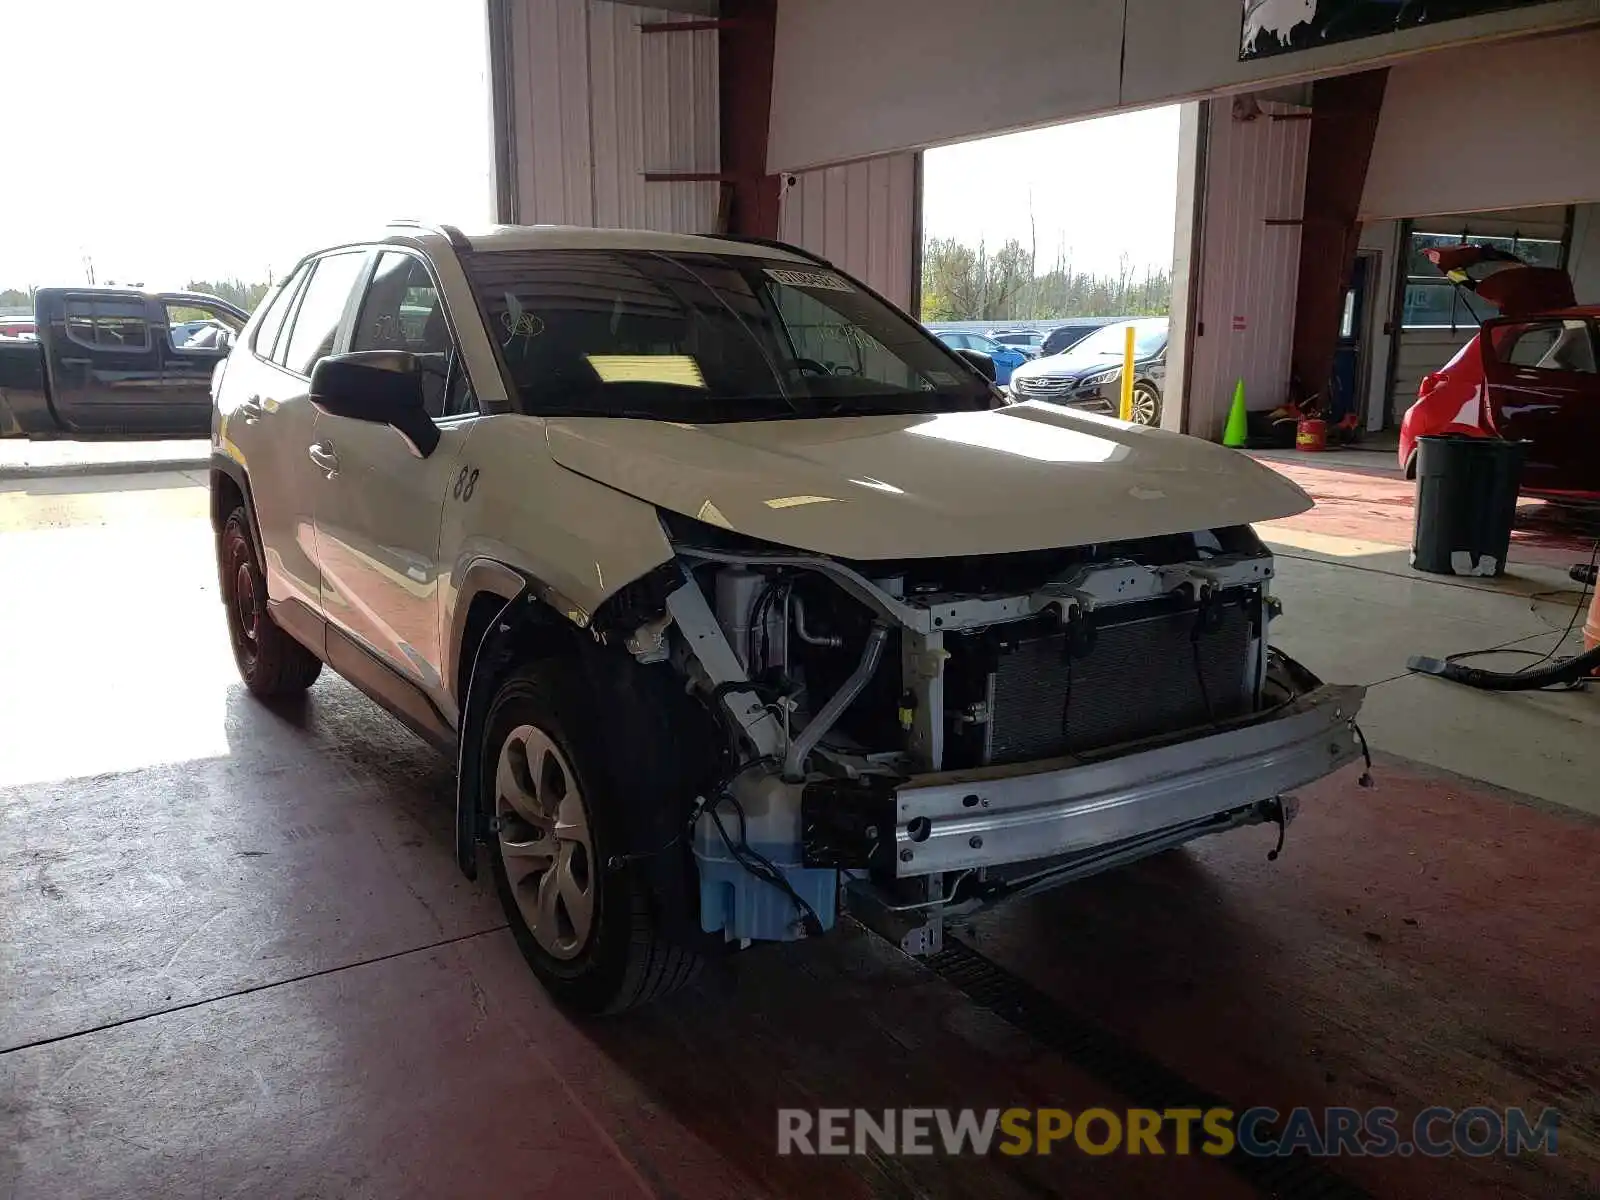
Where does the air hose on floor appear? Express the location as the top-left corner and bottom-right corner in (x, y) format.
(1407, 540), (1600, 691)
(1407, 642), (1600, 691)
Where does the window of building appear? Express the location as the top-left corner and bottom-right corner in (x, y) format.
(62, 296), (150, 351)
(1402, 227), (1566, 330)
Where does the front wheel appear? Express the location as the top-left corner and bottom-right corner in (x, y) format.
(484, 659), (701, 1014)
(1130, 382), (1163, 427)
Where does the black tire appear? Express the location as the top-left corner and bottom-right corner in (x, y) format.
(1131, 381), (1163, 427)
(220, 505), (322, 697)
(1404, 449), (1418, 480)
(483, 657), (702, 1014)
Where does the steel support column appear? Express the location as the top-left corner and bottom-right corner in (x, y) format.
(1290, 69), (1388, 408)
(718, 0), (780, 237)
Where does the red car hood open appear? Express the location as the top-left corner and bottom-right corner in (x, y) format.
(1423, 245), (1576, 315)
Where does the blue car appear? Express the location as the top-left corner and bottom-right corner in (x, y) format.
(933, 329), (1028, 386)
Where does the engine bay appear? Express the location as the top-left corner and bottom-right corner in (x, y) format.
(624, 516), (1351, 953)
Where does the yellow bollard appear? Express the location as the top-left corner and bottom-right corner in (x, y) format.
(1118, 324), (1136, 421)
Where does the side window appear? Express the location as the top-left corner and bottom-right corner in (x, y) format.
(62, 297), (150, 351)
(352, 252), (449, 353)
(1497, 319), (1597, 374)
(251, 268), (307, 364)
(352, 251), (475, 419)
(279, 252), (366, 377)
(163, 299), (244, 354)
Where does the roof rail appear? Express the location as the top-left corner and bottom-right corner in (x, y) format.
(385, 219), (473, 253)
(707, 233), (832, 267)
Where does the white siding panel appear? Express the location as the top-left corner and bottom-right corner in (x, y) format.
(778, 154), (919, 311)
(1361, 29), (1600, 220)
(509, 0), (718, 233)
(1185, 99), (1311, 441)
(513, 0), (592, 225)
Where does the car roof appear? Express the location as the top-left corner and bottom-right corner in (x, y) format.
(403, 222), (815, 263)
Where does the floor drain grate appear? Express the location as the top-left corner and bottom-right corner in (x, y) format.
(926, 938), (1373, 1199)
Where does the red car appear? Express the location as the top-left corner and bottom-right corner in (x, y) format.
(1398, 245), (1599, 500)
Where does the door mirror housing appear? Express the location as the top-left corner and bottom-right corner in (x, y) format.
(954, 347), (996, 382)
(310, 350), (440, 458)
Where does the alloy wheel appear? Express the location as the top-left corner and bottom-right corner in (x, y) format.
(494, 724), (596, 961)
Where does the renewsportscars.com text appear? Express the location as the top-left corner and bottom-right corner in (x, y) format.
(777, 1106), (1560, 1158)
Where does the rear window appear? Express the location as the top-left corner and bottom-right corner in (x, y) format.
(62, 297), (149, 351)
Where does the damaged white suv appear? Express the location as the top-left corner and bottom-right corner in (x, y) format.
(210, 222), (1365, 1013)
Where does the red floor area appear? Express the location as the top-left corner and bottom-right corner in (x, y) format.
(5, 483), (1597, 1198)
(1254, 454), (1599, 568)
(969, 757), (1600, 1200)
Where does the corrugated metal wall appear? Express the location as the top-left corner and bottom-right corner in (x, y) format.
(778, 154), (920, 311)
(507, 0), (720, 233)
(1185, 98), (1311, 441)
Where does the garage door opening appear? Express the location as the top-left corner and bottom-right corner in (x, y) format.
(918, 106), (1182, 419)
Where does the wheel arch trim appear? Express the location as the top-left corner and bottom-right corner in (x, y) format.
(209, 452), (266, 572)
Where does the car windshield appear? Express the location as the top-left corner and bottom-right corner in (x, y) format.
(462, 248), (993, 421)
(1068, 319), (1168, 360)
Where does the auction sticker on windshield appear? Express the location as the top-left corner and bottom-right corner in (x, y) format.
(766, 268), (856, 293)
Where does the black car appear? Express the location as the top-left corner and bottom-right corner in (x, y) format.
(1008, 318), (1168, 425)
(1040, 322), (1108, 357)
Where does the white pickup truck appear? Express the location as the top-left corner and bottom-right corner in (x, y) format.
(209, 221), (1365, 1013)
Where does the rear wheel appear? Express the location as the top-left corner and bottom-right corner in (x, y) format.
(220, 506), (322, 697)
(484, 659), (701, 1014)
(1130, 382), (1162, 427)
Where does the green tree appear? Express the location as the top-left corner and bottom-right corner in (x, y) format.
(921, 238), (1170, 322)
(185, 278), (273, 313)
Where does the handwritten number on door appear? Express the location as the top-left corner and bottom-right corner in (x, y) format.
(453, 466), (480, 502)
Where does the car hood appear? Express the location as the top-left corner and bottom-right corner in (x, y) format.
(545, 402), (1310, 560)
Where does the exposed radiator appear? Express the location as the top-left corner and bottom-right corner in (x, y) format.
(949, 600), (1258, 767)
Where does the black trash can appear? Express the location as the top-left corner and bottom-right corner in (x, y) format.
(1411, 435), (1527, 577)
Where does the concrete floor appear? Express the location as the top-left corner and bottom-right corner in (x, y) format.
(1, 468), (1597, 1199)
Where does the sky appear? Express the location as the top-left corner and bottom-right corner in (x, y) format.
(1, 6), (1176, 292)
(0, 2), (492, 290)
(921, 106), (1182, 278)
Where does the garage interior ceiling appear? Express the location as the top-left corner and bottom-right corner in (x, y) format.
(767, 0), (1600, 172)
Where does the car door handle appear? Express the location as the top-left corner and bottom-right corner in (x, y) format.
(237, 397), (264, 424)
(308, 442), (340, 479)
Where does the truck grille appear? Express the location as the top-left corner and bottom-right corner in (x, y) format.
(950, 601), (1257, 767)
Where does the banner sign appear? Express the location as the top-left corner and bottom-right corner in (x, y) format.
(1240, 0), (1557, 60)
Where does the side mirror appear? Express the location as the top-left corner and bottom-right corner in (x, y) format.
(310, 350), (440, 458)
(954, 347), (996, 382)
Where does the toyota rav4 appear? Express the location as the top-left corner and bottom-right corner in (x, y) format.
(210, 222), (1366, 1014)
